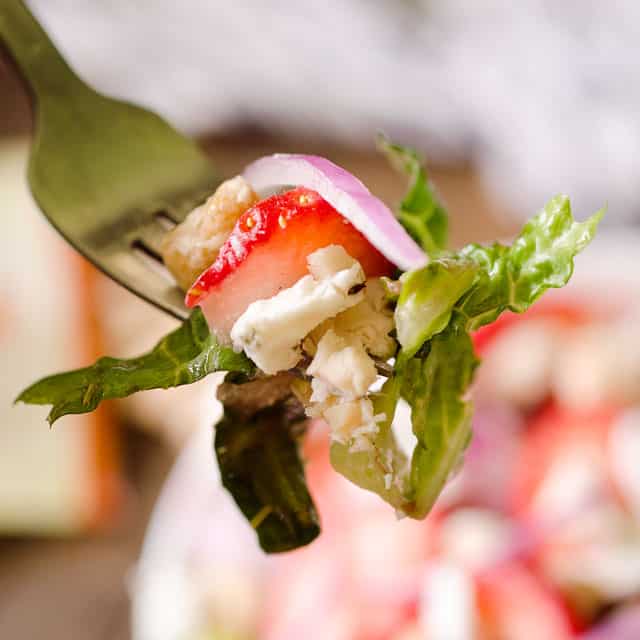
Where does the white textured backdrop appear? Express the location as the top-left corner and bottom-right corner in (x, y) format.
(28, 0), (640, 222)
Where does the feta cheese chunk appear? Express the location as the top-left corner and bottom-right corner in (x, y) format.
(323, 398), (383, 449)
(231, 244), (398, 450)
(303, 321), (390, 451)
(329, 278), (396, 359)
(230, 246), (366, 374)
(307, 329), (377, 398)
(162, 177), (258, 290)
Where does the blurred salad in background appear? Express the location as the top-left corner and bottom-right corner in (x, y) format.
(134, 233), (640, 639)
(18, 138), (601, 554)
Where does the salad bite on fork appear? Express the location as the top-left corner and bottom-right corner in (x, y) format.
(17, 137), (603, 552)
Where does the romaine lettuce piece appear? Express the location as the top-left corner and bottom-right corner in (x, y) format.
(401, 319), (477, 518)
(346, 194), (602, 518)
(17, 308), (253, 424)
(378, 135), (449, 255)
(457, 195), (604, 329)
(395, 257), (478, 358)
(329, 376), (410, 511)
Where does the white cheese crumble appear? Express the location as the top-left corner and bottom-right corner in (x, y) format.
(300, 276), (395, 450)
(231, 244), (397, 451)
(306, 395), (385, 452)
(329, 278), (396, 359)
(230, 245), (366, 374)
(304, 277), (395, 360)
(307, 329), (377, 398)
(301, 282), (394, 451)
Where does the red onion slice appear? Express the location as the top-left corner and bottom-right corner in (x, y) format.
(243, 154), (428, 271)
(581, 606), (640, 640)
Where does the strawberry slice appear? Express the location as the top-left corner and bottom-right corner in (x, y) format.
(186, 187), (394, 337)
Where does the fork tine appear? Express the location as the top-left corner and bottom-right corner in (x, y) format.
(110, 248), (189, 320)
(134, 218), (171, 257)
(154, 211), (178, 230)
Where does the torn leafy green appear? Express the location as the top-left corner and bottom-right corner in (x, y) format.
(215, 378), (320, 553)
(457, 195), (604, 330)
(344, 193), (602, 519)
(400, 319), (478, 518)
(395, 257), (478, 357)
(17, 308), (253, 424)
(329, 375), (409, 512)
(378, 134), (448, 255)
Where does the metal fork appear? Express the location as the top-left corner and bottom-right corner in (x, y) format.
(0, 0), (219, 319)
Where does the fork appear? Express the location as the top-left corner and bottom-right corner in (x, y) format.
(0, 0), (219, 319)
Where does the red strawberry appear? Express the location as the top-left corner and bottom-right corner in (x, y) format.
(510, 403), (618, 519)
(186, 187), (394, 337)
(472, 301), (592, 356)
(475, 564), (574, 640)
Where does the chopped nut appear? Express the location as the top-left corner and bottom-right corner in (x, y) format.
(216, 372), (297, 420)
(162, 176), (259, 290)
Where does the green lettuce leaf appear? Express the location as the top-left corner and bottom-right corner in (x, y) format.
(457, 195), (604, 329)
(393, 194), (603, 345)
(378, 134), (448, 255)
(328, 319), (477, 520)
(400, 319), (478, 518)
(215, 378), (320, 553)
(329, 375), (410, 511)
(16, 308), (254, 424)
(381, 194), (602, 519)
(395, 257), (478, 358)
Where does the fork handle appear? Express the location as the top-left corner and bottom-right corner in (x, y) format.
(0, 0), (83, 102)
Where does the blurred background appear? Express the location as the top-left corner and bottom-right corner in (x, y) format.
(2, 1), (640, 639)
